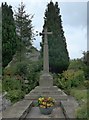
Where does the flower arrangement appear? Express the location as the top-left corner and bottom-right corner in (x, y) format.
(38, 96), (55, 108)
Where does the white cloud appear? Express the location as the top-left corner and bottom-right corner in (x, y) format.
(64, 25), (87, 59)
(60, 2), (87, 27)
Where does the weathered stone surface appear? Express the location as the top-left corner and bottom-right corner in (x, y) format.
(25, 86), (67, 101)
(39, 73), (53, 87)
(26, 106), (65, 119)
(61, 96), (79, 118)
(2, 100), (32, 119)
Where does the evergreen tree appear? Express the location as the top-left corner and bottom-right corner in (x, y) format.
(41, 1), (69, 73)
(15, 2), (33, 47)
(0, 7), (2, 71)
(2, 2), (17, 67)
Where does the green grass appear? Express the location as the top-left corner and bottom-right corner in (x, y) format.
(70, 88), (87, 104)
(70, 88), (88, 118)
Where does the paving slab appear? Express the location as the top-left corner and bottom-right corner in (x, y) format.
(61, 96), (79, 119)
(2, 100), (32, 119)
(26, 107), (65, 119)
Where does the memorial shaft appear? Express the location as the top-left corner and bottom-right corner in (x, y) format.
(43, 28), (49, 73)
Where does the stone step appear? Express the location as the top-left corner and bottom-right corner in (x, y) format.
(25, 94), (67, 101)
(2, 100), (33, 119)
(30, 90), (63, 95)
(31, 90), (62, 93)
(34, 86), (59, 91)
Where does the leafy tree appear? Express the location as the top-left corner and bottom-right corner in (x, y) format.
(83, 51), (89, 65)
(40, 1), (69, 73)
(2, 2), (17, 67)
(0, 7), (2, 74)
(82, 51), (89, 80)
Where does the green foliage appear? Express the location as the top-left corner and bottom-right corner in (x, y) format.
(4, 67), (15, 76)
(2, 2), (17, 67)
(15, 61), (29, 77)
(27, 61), (41, 90)
(15, 2), (33, 47)
(70, 89), (88, 118)
(76, 104), (88, 118)
(69, 59), (86, 70)
(2, 75), (25, 102)
(83, 65), (89, 80)
(0, 7), (2, 64)
(2, 76), (22, 92)
(82, 51), (89, 80)
(56, 70), (85, 93)
(6, 90), (25, 103)
(41, 1), (69, 73)
(83, 51), (89, 65)
(70, 89), (87, 104)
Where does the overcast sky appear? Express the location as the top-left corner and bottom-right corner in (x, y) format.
(0, 0), (88, 59)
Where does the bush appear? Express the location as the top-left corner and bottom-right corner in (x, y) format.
(83, 65), (89, 80)
(68, 59), (86, 70)
(2, 76), (22, 92)
(76, 103), (88, 118)
(6, 90), (25, 103)
(56, 70), (85, 93)
(4, 67), (15, 76)
(15, 61), (29, 77)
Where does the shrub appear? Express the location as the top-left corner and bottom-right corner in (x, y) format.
(56, 70), (85, 93)
(83, 65), (89, 80)
(6, 90), (25, 103)
(4, 67), (14, 76)
(76, 103), (88, 118)
(68, 59), (86, 70)
(2, 76), (22, 92)
(15, 61), (29, 77)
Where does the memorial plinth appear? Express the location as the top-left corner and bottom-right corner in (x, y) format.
(25, 27), (67, 101)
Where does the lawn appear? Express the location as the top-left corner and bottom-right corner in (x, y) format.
(70, 88), (88, 118)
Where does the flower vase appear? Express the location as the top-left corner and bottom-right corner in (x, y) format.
(39, 106), (53, 115)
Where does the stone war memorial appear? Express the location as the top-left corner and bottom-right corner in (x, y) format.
(25, 27), (67, 101)
(2, 1), (86, 119)
(2, 27), (78, 119)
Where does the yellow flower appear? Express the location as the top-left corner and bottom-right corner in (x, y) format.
(40, 105), (46, 108)
(47, 104), (51, 107)
(42, 98), (44, 100)
(38, 98), (42, 101)
(42, 102), (46, 105)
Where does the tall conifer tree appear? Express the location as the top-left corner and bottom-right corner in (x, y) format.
(15, 2), (33, 47)
(15, 2), (33, 61)
(41, 1), (69, 73)
(2, 2), (17, 67)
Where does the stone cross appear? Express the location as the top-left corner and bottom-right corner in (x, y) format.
(40, 27), (52, 73)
